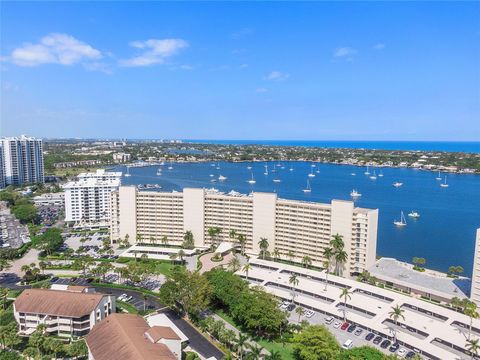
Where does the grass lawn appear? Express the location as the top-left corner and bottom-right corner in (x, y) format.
(116, 300), (139, 314)
(214, 308), (295, 360)
(154, 262), (176, 277)
(257, 339), (295, 360)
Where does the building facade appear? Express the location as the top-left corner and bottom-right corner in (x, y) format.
(471, 228), (480, 306)
(13, 287), (115, 337)
(112, 152), (131, 163)
(111, 187), (378, 274)
(0, 135), (44, 186)
(64, 169), (122, 224)
(0, 143), (5, 189)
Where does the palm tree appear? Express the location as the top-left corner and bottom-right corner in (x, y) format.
(0, 287), (8, 310)
(335, 250), (348, 276)
(295, 306), (306, 323)
(140, 253), (148, 262)
(258, 238), (269, 260)
(242, 263), (251, 281)
(228, 256), (241, 272)
(467, 338), (480, 360)
(142, 293), (148, 312)
(330, 234), (344, 250)
(340, 288), (352, 322)
(323, 259), (331, 291)
(465, 302), (479, 340)
(247, 343), (263, 360)
(388, 305), (405, 343)
(237, 234), (247, 255)
(0, 258), (11, 271)
(229, 229), (237, 242)
(235, 333), (249, 360)
(169, 253), (178, 264)
(150, 236), (157, 246)
(301, 255), (312, 268)
(136, 234), (143, 245)
(289, 273), (299, 303)
(161, 236), (169, 246)
(273, 248), (281, 261)
(183, 231), (194, 249)
(287, 250), (295, 263)
(265, 350), (282, 360)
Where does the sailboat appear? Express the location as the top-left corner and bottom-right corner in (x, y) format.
(436, 172), (442, 181)
(247, 166), (252, 170)
(156, 168), (162, 176)
(124, 167), (131, 177)
(364, 166), (370, 175)
(378, 171), (384, 177)
(218, 175), (227, 181)
(394, 211), (407, 227)
(247, 172), (256, 184)
(167, 161), (173, 170)
(350, 189), (362, 198)
(440, 176), (449, 188)
(302, 180), (312, 193)
(351, 173), (356, 176)
(370, 170), (377, 180)
(392, 182), (403, 187)
(273, 177), (281, 183)
(308, 166), (315, 178)
(264, 164), (269, 175)
(289, 166), (294, 171)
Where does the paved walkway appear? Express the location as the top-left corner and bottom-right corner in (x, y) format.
(199, 252), (235, 274)
(0, 248), (40, 276)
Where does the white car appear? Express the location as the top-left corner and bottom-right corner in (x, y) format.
(280, 302), (289, 310)
(333, 321), (341, 328)
(305, 310), (315, 318)
(396, 348), (407, 357)
(342, 339), (353, 349)
(324, 316), (334, 324)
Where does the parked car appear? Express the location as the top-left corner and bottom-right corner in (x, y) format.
(342, 339), (353, 350)
(347, 324), (357, 333)
(340, 322), (350, 330)
(380, 340), (392, 349)
(305, 310), (315, 318)
(389, 343), (400, 352)
(333, 321), (341, 328)
(324, 316), (334, 325)
(405, 351), (416, 359)
(373, 336), (383, 345)
(397, 348), (407, 357)
(365, 332), (375, 341)
(286, 303), (296, 311)
(354, 328), (363, 336)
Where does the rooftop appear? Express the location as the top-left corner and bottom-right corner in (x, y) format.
(369, 257), (470, 300)
(14, 288), (106, 317)
(86, 314), (177, 360)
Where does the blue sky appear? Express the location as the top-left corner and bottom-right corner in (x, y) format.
(1, 1), (479, 140)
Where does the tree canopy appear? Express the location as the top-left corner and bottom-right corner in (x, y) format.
(292, 325), (341, 360)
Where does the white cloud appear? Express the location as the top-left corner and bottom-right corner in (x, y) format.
(120, 38), (188, 67)
(8, 33), (102, 67)
(373, 43), (386, 50)
(265, 71), (289, 81)
(333, 47), (357, 58)
(255, 88), (268, 93)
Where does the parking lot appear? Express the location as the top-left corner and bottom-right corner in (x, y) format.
(0, 201), (30, 249)
(280, 299), (418, 358)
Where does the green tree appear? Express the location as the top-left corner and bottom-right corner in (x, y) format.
(246, 343), (263, 360)
(289, 273), (299, 303)
(237, 234), (247, 255)
(301, 256), (312, 268)
(183, 231), (195, 249)
(66, 339), (88, 359)
(337, 346), (392, 360)
(388, 305), (405, 343)
(228, 256), (241, 272)
(11, 204), (37, 224)
(292, 325), (340, 360)
(296, 306), (306, 323)
(235, 333), (249, 360)
(258, 238), (269, 260)
(0, 287), (9, 310)
(242, 263), (251, 281)
(339, 288), (352, 322)
(161, 236), (169, 246)
(467, 338), (480, 360)
(159, 267), (212, 319)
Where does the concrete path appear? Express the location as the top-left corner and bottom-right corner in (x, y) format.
(0, 248), (40, 276)
(199, 252), (235, 274)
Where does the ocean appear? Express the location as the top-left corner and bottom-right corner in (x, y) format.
(116, 161), (480, 277)
(182, 140), (480, 153)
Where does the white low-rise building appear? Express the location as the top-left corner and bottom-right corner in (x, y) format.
(64, 169), (121, 224)
(13, 287), (115, 337)
(471, 228), (480, 307)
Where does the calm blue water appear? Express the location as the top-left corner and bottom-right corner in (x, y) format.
(117, 162), (480, 276)
(183, 140), (480, 153)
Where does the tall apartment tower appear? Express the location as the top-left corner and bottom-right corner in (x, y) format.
(0, 135), (44, 186)
(63, 169), (122, 225)
(0, 143), (5, 189)
(111, 187), (379, 275)
(471, 229), (480, 306)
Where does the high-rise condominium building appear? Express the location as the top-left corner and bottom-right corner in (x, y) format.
(111, 187), (378, 275)
(0, 135), (44, 186)
(471, 228), (480, 306)
(0, 143), (5, 189)
(64, 169), (122, 224)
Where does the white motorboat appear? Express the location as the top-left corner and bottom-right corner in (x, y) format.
(218, 175), (227, 181)
(440, 176), (449, 188)
(209, 174), (214, 177)
(394, 211), (407, 226)
(350, 189), (362, 197)
(124, 167), (131, 177)
(248, 173), (256, 184)
(408, 211), (420, 218)
(393, 182), (403, 187)
(247, 166), (252, 170)
(156, 169), (162, 176)
(302, 180), (312, 193)
(378, 171), (384, 177)
(289, 167), (294, 171)
(351, 173), (356, 176)
(273, 178), (281, 183)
